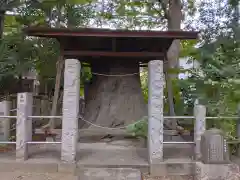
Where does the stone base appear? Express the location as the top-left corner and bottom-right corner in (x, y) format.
(0, 161), (58, 173)
(150, 159), (195, 176)
(144, 174), (193, 180)
(58, 162), (77, 174)
(77, 168), (142, 180)
(195, 162), (240, 180)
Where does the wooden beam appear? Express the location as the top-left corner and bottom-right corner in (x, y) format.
(64, 51), (164, 58)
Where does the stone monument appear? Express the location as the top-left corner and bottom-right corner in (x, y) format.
(200, 128), (229, 164)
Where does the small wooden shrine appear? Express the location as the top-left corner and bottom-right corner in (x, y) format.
(24, 27), (198, 128)
(23, 27), (198, 175)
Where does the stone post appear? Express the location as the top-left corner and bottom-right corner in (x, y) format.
(148, 60), (164, 175)
(194, 101), (206, 160)
(0, 101), (11, 141)
(237, 103), (240, 156)
(16, 92), (33, 160)
(61, 59), (80, 163)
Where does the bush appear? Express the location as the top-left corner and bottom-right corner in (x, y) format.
(126, 116), (148, 139)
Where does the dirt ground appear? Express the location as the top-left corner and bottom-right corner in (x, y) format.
(0, 172), (79, 180)
(1, 172), (194, 180)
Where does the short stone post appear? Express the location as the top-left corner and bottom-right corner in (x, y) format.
(148, 60), (164, 176)
(16, 92), (33, 160)
(0, 101), (11, 141)
(194, 101), (206, 160)
(61, 59), (80, 163)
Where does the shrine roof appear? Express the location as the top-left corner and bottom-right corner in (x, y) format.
(23, 27), (198, 39)
(23, 27), (198, 63)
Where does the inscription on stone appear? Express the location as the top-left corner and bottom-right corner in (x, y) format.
(201, 128), (229, 164)
(61, 59), (80, 163)
(208, 134), (223, 162)
(18, 94), (25, 104)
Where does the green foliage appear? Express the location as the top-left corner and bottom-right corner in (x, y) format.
(137, 0), (240, 148)
(0, 33), (35, 79)
(126, 116), (148, 139)
(179, 0), (240, 148)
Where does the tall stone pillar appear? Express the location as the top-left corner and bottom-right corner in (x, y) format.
(0, 101), (11, 141)
(61, 59), (80, 163)
(194, 102), (206, 160)
(148, 60), (164, 175)
(16, 92), (33, 160)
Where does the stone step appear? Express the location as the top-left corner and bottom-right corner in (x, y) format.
(164, 161), (195, 176)
(77, 164), (149, 174)
(77, 158), (194, 176)
(77, 168), (142, 180)
(144, 175), (194, 180)
(151, 159), (195, 176)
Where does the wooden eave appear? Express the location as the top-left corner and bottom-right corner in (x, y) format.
(23, 27), (199, 63)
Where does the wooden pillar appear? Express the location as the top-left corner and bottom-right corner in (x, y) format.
(61, 59), (80, 163)
(148, 60), (164, 175)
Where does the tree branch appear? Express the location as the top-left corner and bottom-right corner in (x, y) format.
(158, 0), (169, 19)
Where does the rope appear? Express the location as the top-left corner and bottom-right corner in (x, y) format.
(91, 72), (139, 77)
(78, 115), (147, 130)
(72, 71), (140, 87)
(7, 114), (147, 132)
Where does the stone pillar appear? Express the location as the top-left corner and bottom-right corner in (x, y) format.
(0, 101), (11, 141)
(148, 60), (164, 175)
(237, 103), (240, 156)
(194, 102), (206, 160)
(16, 92), (33, 160)
(61, 59), (80, 163)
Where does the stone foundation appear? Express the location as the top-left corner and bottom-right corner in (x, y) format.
(195, 162), (240, 180)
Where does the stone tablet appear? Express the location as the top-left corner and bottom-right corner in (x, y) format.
(201, 128), (229, 164)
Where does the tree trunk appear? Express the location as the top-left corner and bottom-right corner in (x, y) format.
(0, 11), (5, 39)
(43, 6), (63, 130)
(82, 62), (147, 129)
(49, 56), (64, 128)
(165, 0), (182, 129)
(168, 0), (182, 69)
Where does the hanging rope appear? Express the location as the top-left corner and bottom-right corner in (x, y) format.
(91, 72), (139, 77)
